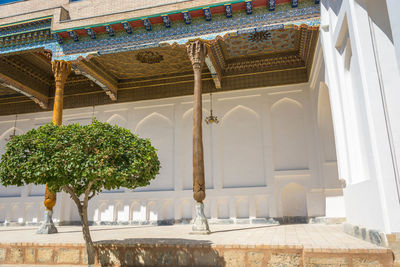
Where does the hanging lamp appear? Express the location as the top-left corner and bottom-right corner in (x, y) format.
(205, 90), (219, 124)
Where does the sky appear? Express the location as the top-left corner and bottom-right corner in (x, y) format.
(0, 0), (23, 4)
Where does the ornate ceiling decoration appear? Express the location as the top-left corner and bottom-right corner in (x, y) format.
(0, 24), (319, 115)
(94, 46), (193, 80)
(135, 51), (164, 64)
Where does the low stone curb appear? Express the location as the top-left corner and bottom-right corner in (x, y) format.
(0, 241), (394, 266)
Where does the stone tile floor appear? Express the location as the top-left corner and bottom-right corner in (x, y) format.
(0, 223), (385, 251)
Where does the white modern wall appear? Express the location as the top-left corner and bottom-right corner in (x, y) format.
(320, 0), (400, 233)
(0, 81), (342, 225)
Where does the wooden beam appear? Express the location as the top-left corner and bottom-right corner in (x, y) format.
(0, 60), (49, 109)
(72, 58), (118, 101)
(205, 45), (222, 89)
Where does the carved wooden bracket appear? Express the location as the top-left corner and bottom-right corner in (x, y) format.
(0, 59), (49, 109)
(205, 45), (222, 89)
(72, 58), (118, 101)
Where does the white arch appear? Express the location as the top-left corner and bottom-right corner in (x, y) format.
(130, 201), (141, 221)
(271, 96), (308, 171)
(221, 105), (259, 123)
(135, 112), (172, 132)
(220, 104), (264, 188)
(271, 97), (303, 111)
(106, 114), (127, 127)
(0, 127), (24, 141)
(182, 107), (209, 120)
(146, 201), (158, 221)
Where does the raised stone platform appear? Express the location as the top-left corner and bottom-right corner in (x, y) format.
(0, 224), (394, 266)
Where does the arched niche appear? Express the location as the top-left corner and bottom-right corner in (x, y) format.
(317, 83), (337, 162)
(24, 203), (36, 224)
(10, 204), (21, 222)
(182, 108), (213, 190)
(236, 197), (249, 218)
(115, 202), (129, 222)
(106, 114), (127, 127)
(146, 201), (158, 221)
(135, 112), (174, 191)
(220, 105), (264, 188)
(281, 183), (307, 217)
(130, 202), (144, 221)
(271, 98), (308, 171)
(99, 203), (113, 222)
(161, 200), (174, 220)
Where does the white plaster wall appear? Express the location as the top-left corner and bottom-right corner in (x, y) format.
(0, 82), (342, 224)
(320, 0), (400, 233)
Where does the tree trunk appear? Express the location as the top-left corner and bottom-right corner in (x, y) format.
(78, 205), (96, 266)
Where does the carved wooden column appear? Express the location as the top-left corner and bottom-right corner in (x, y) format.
(187, 40), (210, 234)
(37, 60), (71, 234)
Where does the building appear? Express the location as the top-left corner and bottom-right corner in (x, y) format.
(0, 0), (398, 254)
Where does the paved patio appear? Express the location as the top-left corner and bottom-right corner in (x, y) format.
(0, 224), (394, 266)
(0, 223), (385, 250)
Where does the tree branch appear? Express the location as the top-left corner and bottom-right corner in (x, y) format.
(83, 178), (100, 209)
(88, 190), (96, 200)
(63, 185), (81, 209)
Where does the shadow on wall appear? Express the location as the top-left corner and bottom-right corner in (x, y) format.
(95, 238), (226, 267)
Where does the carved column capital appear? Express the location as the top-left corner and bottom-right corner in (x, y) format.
(52, 60), (71, 84)
(51, 60), (71, 126)
(187, 40), (208, 71)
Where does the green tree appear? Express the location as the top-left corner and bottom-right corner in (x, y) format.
(0, 120), (160, 266)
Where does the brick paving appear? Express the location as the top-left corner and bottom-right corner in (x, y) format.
(0, 223), (384, 250)
(0, 224), (394, 266)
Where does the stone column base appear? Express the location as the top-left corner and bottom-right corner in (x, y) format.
(37, 210), (58, 234)
(190, 202), (210, 235)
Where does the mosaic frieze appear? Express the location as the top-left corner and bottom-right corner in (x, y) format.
(0, 18), (51, 37)
(0, 0), (319, 61)
(53, 4), (319, 60)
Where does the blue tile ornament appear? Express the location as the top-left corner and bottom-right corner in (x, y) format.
(291, 0), (298, 8)
(203, 7), (212, 21)
(68, 31), (79, 42)
(85, 28), (96, 39)
(104, 25), (115, 37)
(245, 0), (253, 15)
(162, 15), (171, 28)
(269, 0), (275, 11)
(224, 4), (233, 18)
(52, 33), (63, 44)
(142, 19), (152, 31)
(182, 11), (191, 24)
(122, 22), (133, 34)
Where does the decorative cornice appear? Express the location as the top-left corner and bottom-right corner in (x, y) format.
(0, 18), (52, 48)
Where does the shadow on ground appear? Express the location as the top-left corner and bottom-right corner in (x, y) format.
(95, 238), (226, 267)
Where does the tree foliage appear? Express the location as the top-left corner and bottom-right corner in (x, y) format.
(0, 119), (160, 197)
(0, 120), (160, 266)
